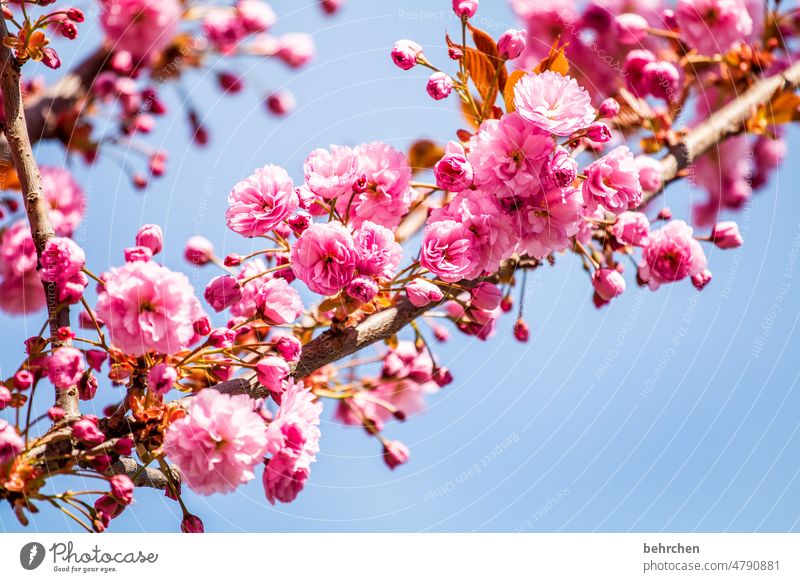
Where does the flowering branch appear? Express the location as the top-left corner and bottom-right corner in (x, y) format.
(0, 17), (78, 418)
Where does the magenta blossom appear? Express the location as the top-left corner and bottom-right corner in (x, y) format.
(39, 237), (85, 283)
(148, 364), (177, 395)
(255, 277), (303, 324)
(639, 220), (708, 290)
(0, 420), (23, 463)
(406, 279), (444, 307)
(204, 275), (243, 313)
(434, 141), (474, 192)
(164, 390), (268, 495)
(582, 146), (643, 214)
(304, 145), (360, 200)
(48, 347), (85, 390)
(611, 211), (651, 247)
(290, 221), (358, 296)
(354, 221), (403, 280)
(99, 0), (182, 62)
(391, 39), (423, 70)
(420, 219), (482, 282)
(676, 0), (752, 56)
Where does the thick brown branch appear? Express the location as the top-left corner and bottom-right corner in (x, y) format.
(651, 60), (800, 204)
(0, 20), (78, 418)
(108, 458), (181, 490)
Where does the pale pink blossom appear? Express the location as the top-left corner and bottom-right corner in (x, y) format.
(226, 165), (299, 237)
(391, 39), (423, 70)
(135, 224), (163, 255)
(290, 221), (358, 296)
(236, 0), (276, 33)
(676, 0), (752, 56)
(434, 141), (474, 192)
(426, 72), (453, 100)
(204, 275), (243, 313)
(40, 166), (86, 236)
(610, 211), (651, 247)
(263, 380), (322, 504)
(256, 356), (291, 400)
(467, 112), (554, 198)
(100, 0), (182, 62)
(95, 261), (206, 356)
(148, 364), (177, 395)
(275, 33), (315, 68)
(639, 220), (708, 290)
(406, 279), (444, 307)
(711, 221), (743, 249)
(354, 221), (402, 280)
(304, 145), (360, 200)
(582, 146), (643, 214)
(513, 71), (595, 136)
(0, 419), (23, 463)
(164, 390), (268, 495)
(255, 277), (303, 324)
(48, 347), (85, 390)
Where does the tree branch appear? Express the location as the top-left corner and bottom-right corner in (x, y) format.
(0, 20), (79, 418)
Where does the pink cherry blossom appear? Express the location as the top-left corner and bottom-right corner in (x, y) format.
(255, 277), (303, 324)
(256, 356), (291, 400)
(592, 268), (626, 301)
(426, 72), (454, 100)
(434, 141), (474, 192)
(354, 221), (402, 280)
(610, 211), (651, 247)
(184, 236), (215, 265)
(263, 380), (322, 504)
(0, 419), (23, 463)
(304, 145), (360, 200)
(391, 39), (423, 70)
(72, 417), (105, 446)
(275, 33), (315, 68)
(99, 0), (182, 62)
(383, 440), (410, 470)
(135, 224), (163, 255)
(497, 29), (527, 60)
(148, 364), (177, 395)
(639, 220), (708, 290)
(95, 261), (206, 356)
(406, 279), (444, 307)
(510, 186), (585, 259)
(676, 0), (752, 56)
(420, 219), (482, 282)
(236, 0), (276, 33)
(204, 275), (243, 313)
(290, 221), (358, 296)
(513, 71), (595, 136)
(40, 166), (86, 237)
(226, 165), (299, 237)
(164, 390), (268, 495)
(582, 146), (643, 214)
(334, 142), (415, 229)
(39, 237), (85, 283)
(467, 112), (554, 198)
(48, 347), (85, 390)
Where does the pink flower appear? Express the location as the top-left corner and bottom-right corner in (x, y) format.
(72, 417), (105, 446)
(599, 98), (620, 118)
(148, 364), (177, 395)
(0, 272), (45, 314)
(511, 186), (585, 259)
(346, 277), (378, 303)
(185, 236), (214, 265)
(514, 71), (595, 136)
(643, 61), (680, 101)
(164, 390), (268, 495)
(406, 279), (444, 307)
(383, 440), (410, 470)
(204, 275), (243, 313)
(0, 387), (9, 410)
(256, 357), (291, 400)
(635, 155), (663, 193)
(304, 145), (360, 200)
(109, 474), (135, 505)
(676, 0), (752, 56)
(58, 272), (89, 304)
(426, 72), (453, 100)
(547, 146), (578, 188)
(592, 268), (626, 301)
(263, 380), (322, 504)
(99, 0), (182, 62)
(711, 221), (743, 249)
(434, 141), (474, 192)
(354, 221), (402, 279)
(0, 419), (23, 463)
(615, 13), (649, 44)
(582, 146), (643, 213)
(639, 220), (708, 290)
(226, 165), (299, 237)
(272, 332), (302, 362)
(610, 211), (651, 247)
(40, 166), (86, 236)
(497, 29), (527, 60)
(48, 347), (85, 390)
(236, 0), (276, 33)
(95, 261), (206, 356)
(692, 268), (713, 290)
(420, 219), (482, 282)
(470, 282), (502, 311)
(291, 221), (358, 296)
(391, 39), (423, 70)
(452, 0), (479, 18)
(124, 246), (153, 263)
(203, 8), (245, 53)
(255, 277), (303, 324)
(275, 33), (315, 68)
(181, 515), (204, 533)
(334, 142), (415, 229)
(135, 224), (163, 255)
(39, 237), (85, 283)
(467, 112), (554, 198)
(0, 221), (37, 278)
(265, 90), (296, 116)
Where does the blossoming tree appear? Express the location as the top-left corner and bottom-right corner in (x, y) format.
(0, 0), (798, 532)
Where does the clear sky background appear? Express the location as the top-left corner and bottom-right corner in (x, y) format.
(1, 0), (799, 533)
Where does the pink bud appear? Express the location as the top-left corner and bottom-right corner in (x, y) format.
(711, 222), (743, 249)
(346, 276), (378, 303)
(256, 357), (291, 401)
(497, 29), (527, 60)
(643, 61), (680, 101)
(78, 373), (98, 401)
(48, 407), (65, 422)
(91, 454), (112, 472)
(448, 46), (463, 60)
(114, 437), (134, 456)
(470, 282), (502, 311)
(598, 97), (620, 119)
(72, 418), (105, 446)
(383, 440), (410, 470)
(185, 236), (214, 265)
(586, 122), (611, 143)
(426, 72), (454, 101)
(433, 367), (453, 387)
(691, 268), (713, 290)
(110, 474), (135, 505)
(266, 90), (296, 116)
(615, 13), (649, 44)
(193, 317), (211, 336)
(0, 387), (10, 410)
(610, 211), (651, 247)
(592, 269), (626, 301)
(513, 318), (530, 342)
(434, 141), (473, 191)
(452, 0), (479, 18)
(67, 8), (85, 22)
(273, 333), (302, 363)
(406, 279), (444, 307)
(123, 246), (153, 263)
(14, 370), (33, 390)
(391, 39), (423, 70)
(148, 364), (178, 395)
(657, 207), (672, 221)
(204, 275), (243, 312)
(321, 0), (344, 15)
(135, 224), (163, 255)
(181, 515), (204, 533)
(218, 71), (244, 94)
(224, 254), (243, 267)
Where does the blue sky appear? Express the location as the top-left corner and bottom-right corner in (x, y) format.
(1, 0), (799, 532)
